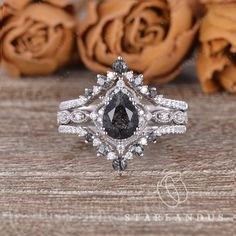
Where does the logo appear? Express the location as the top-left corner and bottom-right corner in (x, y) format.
(156, 171), (188, 208)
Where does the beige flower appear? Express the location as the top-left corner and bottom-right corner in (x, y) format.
(197, 3), (236, 93)
(3, 0), (74, 11)
(78, 0), (198, 84)
(0, 0), (75, 77)
(201, 0), (235, 3)
(0, 4), (15, 64)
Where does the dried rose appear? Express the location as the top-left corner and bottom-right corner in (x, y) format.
(201, 0), (235, 3)
(78, 0), (198, 84)
(189, 0), (205, 17)
(2, 0), (74, 12)
(0, 3), (15, 64)
(197, 3), (236, 93)
(0, 1), (75, 77)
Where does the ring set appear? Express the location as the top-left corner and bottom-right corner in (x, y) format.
(57, 57), (188, 172)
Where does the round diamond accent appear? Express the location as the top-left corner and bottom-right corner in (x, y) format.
(140, 86), (149, 94)
(97, 75), (110, 87)
(70, 111), (87, 123)
(125, 71), (133, 81)
(97, 144), (110, 156)
(134, 75), (143, 86)
(173, 111), (186, 124)
(116, 79), (125, 88)
(154, 111), (171, 123)
(93, 138), (101, 147)
(112, 58), (128, 74)
(107, 152), (117, 160)
(57, 111), (70, 124)
(139, 137), (148, 146)
(90, 112), (98, 121)
(93, 86), (102, 95)
(124, 152), (133, 160)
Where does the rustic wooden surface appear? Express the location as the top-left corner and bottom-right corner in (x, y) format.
(0, 68), (235, 236)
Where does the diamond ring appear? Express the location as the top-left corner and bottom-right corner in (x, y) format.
(57, 57), (188, 172)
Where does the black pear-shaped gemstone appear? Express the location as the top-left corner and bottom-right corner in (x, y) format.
(103, 91), (139, 139)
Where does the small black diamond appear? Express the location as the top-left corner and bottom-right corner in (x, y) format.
(131, 144), (144, 156)
(133, 75), (143, 86)
(149, 88), (157, 98)
(97, 144), (110, 156)
(112, 58), (128, 74)
(85, 88), (93, 98)
(112, 159), (127, 171)
(147, 132), (157, 143)
(97, 75), (110, 87)
(85, 133), (94, 143)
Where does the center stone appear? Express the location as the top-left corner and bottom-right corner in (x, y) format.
(103, 91), (139, 139)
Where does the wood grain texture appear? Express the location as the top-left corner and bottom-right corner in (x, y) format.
(0, 69), (235, 236)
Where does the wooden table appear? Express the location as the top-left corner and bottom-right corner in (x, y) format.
(0, 69), (234, 236)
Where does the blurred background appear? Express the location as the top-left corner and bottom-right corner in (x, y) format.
(1, 0), (235, 93)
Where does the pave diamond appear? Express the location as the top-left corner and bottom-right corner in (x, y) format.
(173, 111), (187, 124)
(93, 138), (101, 147)
(97, 144), (110, 156)
(93, 86), (102, 95)
(124, 71), (133, 81)
(133, 75), (143, 86)
(103, 91), (139, 139)
(139, 137), (148, 146)
(116, 79), (125, 88)
(140, 85), (149, 94)
(58, 125), (87, 136)
(154, 125), (187, 135)
(154, 111), (171, 123)
(124, 152), (133, 160)
(59, 96), (87, 110)
(57, 111), (70, 124)
(90, 112), (98, 121)
(107, 71), (116, 80)
(107, 152), (117, 160)
(156, 97), (188, 111)
(97, 75), (109, 87)
(70, 110), (87, 123)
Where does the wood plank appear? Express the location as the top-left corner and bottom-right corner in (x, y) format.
(0, 70), (234, 236)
